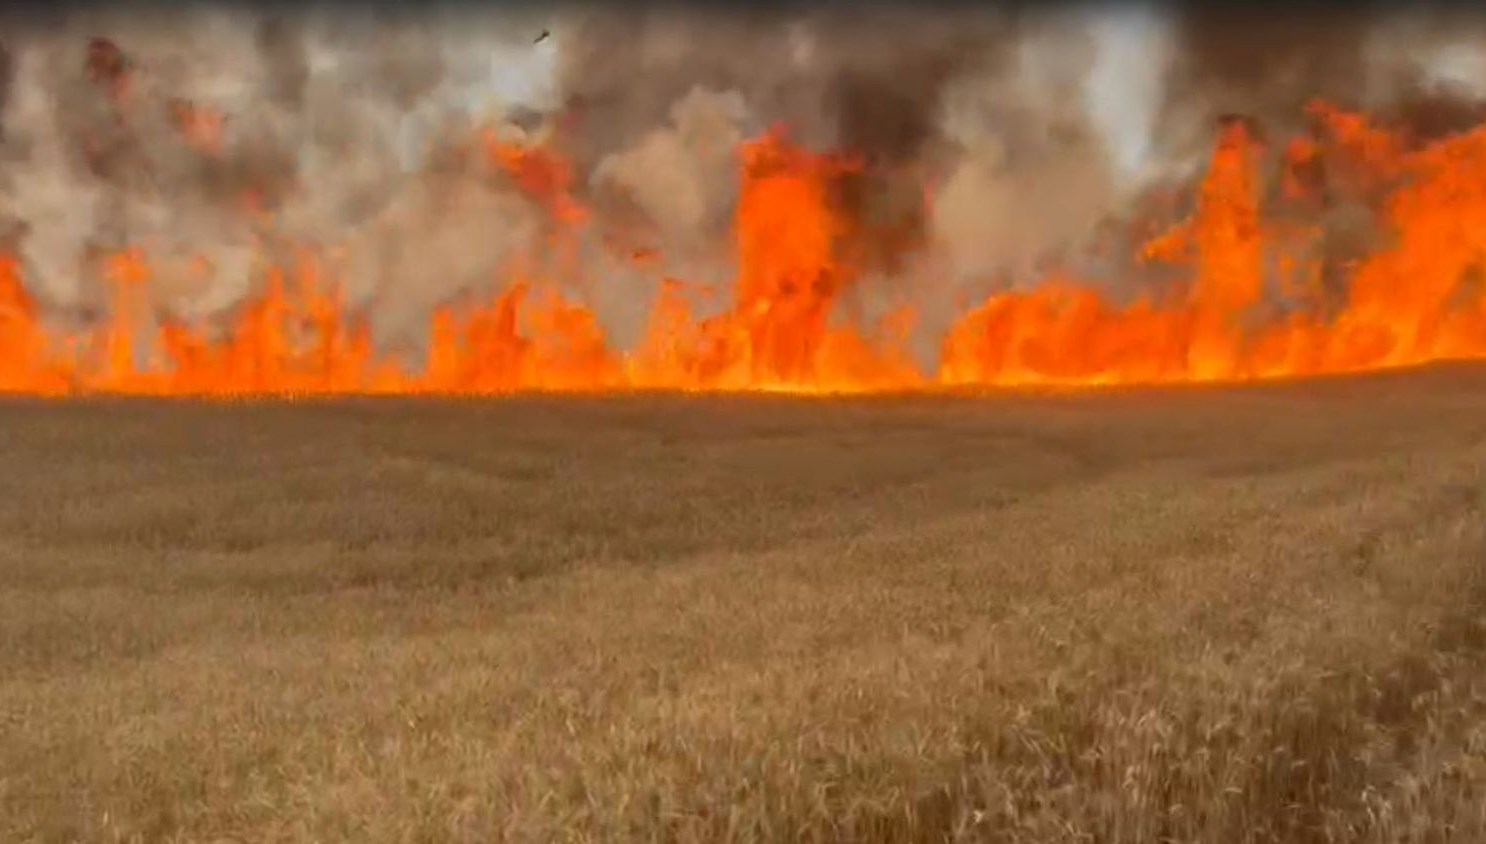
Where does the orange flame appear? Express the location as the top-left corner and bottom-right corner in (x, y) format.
(4, 102), (1486, 397)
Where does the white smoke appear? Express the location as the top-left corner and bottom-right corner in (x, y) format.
(0, 7), (565, 349)
(1083, 5), (1174, 192)
(0, 4), (1482, 367)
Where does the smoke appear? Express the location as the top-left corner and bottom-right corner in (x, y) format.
(590, 86), (751, 256)
(552, 3), (1135, 333)
(558, 6), (1017, 267)
(1153, 5), (1486, 171)
(0, 5), (560, 345)
(0, 3), (1483, 363)
(1084, 6), (1173, 188)
(928, 13), (1114, 286)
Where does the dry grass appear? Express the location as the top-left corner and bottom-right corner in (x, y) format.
(2, 367), (1486, 842)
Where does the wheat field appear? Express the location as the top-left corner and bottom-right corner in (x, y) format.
(2, 368), (1485, 842)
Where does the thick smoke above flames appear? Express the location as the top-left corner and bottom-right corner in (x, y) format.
(0, 3), (1481, 366)
(0, 5), (560, 344)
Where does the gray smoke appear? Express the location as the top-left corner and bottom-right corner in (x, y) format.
(0, 3), (1481, 363)
(0, 5), (560, 347)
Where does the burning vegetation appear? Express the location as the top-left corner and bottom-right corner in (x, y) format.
(2, 7), (1486, 395)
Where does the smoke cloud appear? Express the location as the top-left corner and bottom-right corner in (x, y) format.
(0, 3), (1481, 362)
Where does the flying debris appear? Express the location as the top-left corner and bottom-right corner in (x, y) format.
(534, 29), (550, 45)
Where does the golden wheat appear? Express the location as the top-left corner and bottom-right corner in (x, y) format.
(2, 368), (1485, 842)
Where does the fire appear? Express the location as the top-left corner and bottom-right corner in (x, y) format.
(4, 100), (1486, 397)
(0, 255), (69, 395)
(941, 105), (1486, 387)
(732, 128), (856, 385)
(624, 127), (918, 392)
(942, 117), (1270, 386)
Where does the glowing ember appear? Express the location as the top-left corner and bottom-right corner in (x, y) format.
(4, 100), (1486, 397)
